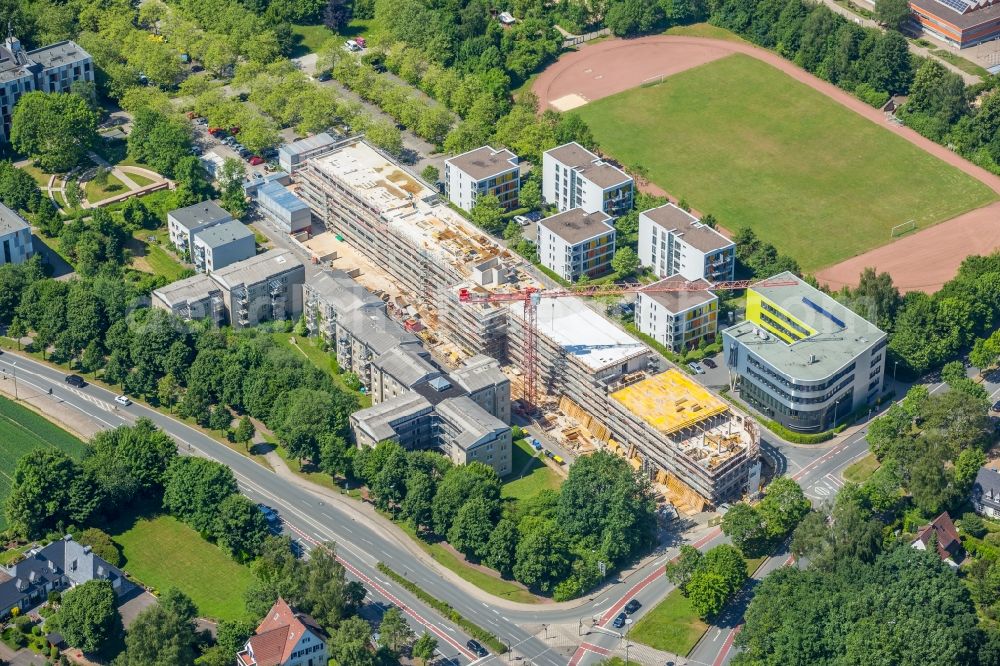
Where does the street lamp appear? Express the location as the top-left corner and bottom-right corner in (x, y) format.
(892, 360), (899, 381)
(10, 361), (17, 401)
(624, 618), (633, 664)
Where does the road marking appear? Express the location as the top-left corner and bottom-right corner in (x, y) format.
(713, 626), (742, 666)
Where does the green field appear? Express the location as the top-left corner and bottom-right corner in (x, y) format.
(0, 396), (87, 531)
(574, 54), (997, 271)
(630, 587), (708, 655)
(112, 515), (254, 621)
(843, 453), (880, 483)
(502, 439), (562, 500)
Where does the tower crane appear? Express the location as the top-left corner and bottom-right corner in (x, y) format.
(457, 277), (797, 411)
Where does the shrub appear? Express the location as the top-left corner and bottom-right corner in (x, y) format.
(853, 83), (890, 108)
(962, 513), (987, 538)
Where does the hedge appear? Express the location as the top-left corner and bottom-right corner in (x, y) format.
(377, 562), (507, 655)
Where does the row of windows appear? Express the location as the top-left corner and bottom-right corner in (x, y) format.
(760, 301), (811, 339)
(746, 355), (856, 393)
(290, 643), (324, 660)
(746, 365), (853, 406)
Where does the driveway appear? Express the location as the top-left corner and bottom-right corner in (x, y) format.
(0, 643), (47, 666)
(117, 589), (157, 629)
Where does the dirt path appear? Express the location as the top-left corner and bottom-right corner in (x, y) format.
(533, 35), (1000, 292)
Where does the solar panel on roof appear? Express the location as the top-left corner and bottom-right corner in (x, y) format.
(932, 0), (974, 14)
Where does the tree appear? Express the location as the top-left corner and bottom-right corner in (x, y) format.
(324, 0), (353, 30)
(421, 165), (440, 182)
(470, 194), (505, 234)
(11, 92), (98, 172)
(448, 497), (496, 559)
(758, 477), (810, 539)
(483, 518), (519, 577)
(218, 158), (249, 218)
(702, 544), (748, 594)
(4, 449), (100, 538)
(721, 502), (766, 556)
(116, 588), (199, 666)
(209, 405), (234, 433)
(379, 606), (414, 653)
(520, 178), (542, 210)
(78, 528), (122, 567)
(687, 570), (730, 619)
(163, 457), (239, 533)
(234, 416), (256, 450)
(665, 545), (703, 595)
(413, 632), (438, 665)
(84, 419), (177, 507)
(432, 462), (502, 535)
(329, 616), (377, 666)
(52, 580), (123, 655)
(611, 246), (640, 278)
(875, 0), (912, 30)
(606, 0), (664, 36)
(215, 494), (271, 561)
(513, 518), (572, 592)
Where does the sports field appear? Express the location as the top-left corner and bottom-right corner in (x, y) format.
(0, 396), (87, 531)
(573, 54), (997, 271)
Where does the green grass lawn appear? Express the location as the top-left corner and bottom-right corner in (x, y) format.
(574, 54), (997, 271)
(129, 229), (190, 282)
(85, 172), (128, 203)
(502, 439), (562, 500)
(269, 333), (372, 407)
(290, 19), (375, 58)
(125, 171), (156, 187)
(630, 587), (708, 655)
(843, 453), (880, 483)
(663, 22), (748, 42)
(19, 163), (53, 187)
(0, 396), (87, 531)
(112, 515), (254, 621)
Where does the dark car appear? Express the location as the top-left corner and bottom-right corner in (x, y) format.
(65, 374), (86, 388)
(624, 599), (642, 615)
(466, 639), (488, 657)
(702, 358), (717, 369)
(612, 612), (627, 628)
(993, 400), (1000, 412)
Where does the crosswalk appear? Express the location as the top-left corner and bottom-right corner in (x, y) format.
(804, 472), (845, 500)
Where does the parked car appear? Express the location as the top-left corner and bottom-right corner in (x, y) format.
(552, 455), (565, 464)
(612, 612), (627, 628)
(249, 156), (265, 166)
(687, 362), (705, 374)
(65, 374), (86, 388)
(355, 36), (367, 48)
(531, 439), (543, 451)
(208, 127), (223, 136)
(257, 504), (279, 522)
(543, 449), (554, 459)
(316, 70), (332, 81)
(624, 599), (642, 615)
(114, 395), (132, 406)
(993, 400), (1000, 412)
(702, 358), (717, 369)
(345, 39), (361, 52)
(466, 640), (487, 657)
(514, 215), (531, 227)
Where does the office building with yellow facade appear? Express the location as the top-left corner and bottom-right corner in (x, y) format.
(537, 207), (616, 281)
(721, 272), (886, 433)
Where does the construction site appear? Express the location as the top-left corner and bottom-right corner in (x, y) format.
(291, 136), (760, 508)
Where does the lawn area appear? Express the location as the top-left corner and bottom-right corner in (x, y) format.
(84, 172), (128, 204)
(502, 439), (562, 500)
(630, 587), (708, 655)
(0, 396), (87, 532)
(126, 171), (156, 187)
(19, 163), (53, 187)
(392, 519), (541, 604)
(573, 54), (997, 271)
(129, 229), (190, 282)
(843, 453), (880, 483)
(663, 22), (748, 42)
(112, 514), (254, 621)
(290, 19), (375, 57)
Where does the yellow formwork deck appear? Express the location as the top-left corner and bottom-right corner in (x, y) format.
(610, 369), (728, 435)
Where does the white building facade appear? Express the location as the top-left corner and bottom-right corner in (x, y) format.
(0, 202), (33, 266)
(444, 145), (520, 212)
(191, 219), (255, 273)
(638, 204), (735, 282)
(167, 200), (232, 259)
(542, 142), (633, 217)
(537, 208), (616, 282)
(635, 279), (719, 352)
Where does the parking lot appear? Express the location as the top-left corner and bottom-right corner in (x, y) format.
(188, 115), (276, 180)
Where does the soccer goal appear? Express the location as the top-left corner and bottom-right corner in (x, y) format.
(640, 72), (669, 88)
(890, 220), (917, 238)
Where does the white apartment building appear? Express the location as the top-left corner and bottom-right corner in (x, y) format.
(191, 219), (255, 273)
(0, 35), (94, 141)
(167, 200), (232, 259)
(542, 142), (633, 217)
(638, 203), (735, 282)
(635, 278), (719, 353)
(537, 208), (616, 282)
(0, 202), (33, 266)
(444, 145), (520, 212)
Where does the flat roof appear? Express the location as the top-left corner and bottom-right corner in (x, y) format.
(353, 391), (433, 441)
(507, 297), (648, 371)
(436, 396), (507, 450)
(911, 0), (1000, 27)
(0, 202), (29, 235)
(642, 277), (717, 314)
(545, 142), (632, 189)
(169, 200), (231, 230)
(259, 180), (310, 213)
(306, 269), (385, 314)
(212, 248), (302, 289)
(153, 273), (219, 306)
(538, 208), (614, 245)
(611, 369), (729, 435)
(195, 219), (254, 249)
(309, 140), (509, 277)
(26, 40), (90, 69)
(640, 204), (733, 253)
(446, 146), (519, 181)
(279, 132), (336, 158)
(723, 272), (886, 380)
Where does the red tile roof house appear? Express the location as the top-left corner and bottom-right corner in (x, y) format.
(236, 598), (328, 666)
(911, 512), (964, 568)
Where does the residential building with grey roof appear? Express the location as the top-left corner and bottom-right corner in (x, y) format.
(722, 272), (887, 433)
(636, 278), (719, 353)
(542, 142), (633, 217)
(167, 200), (232, 259)
(191, 219), (255, 273)
(638, 203), (735, 282)
(444, 145), (520, 212)
(0, 202), (33, 266)
(537, 208), (616, 282)
(0, 35), (93, 141)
